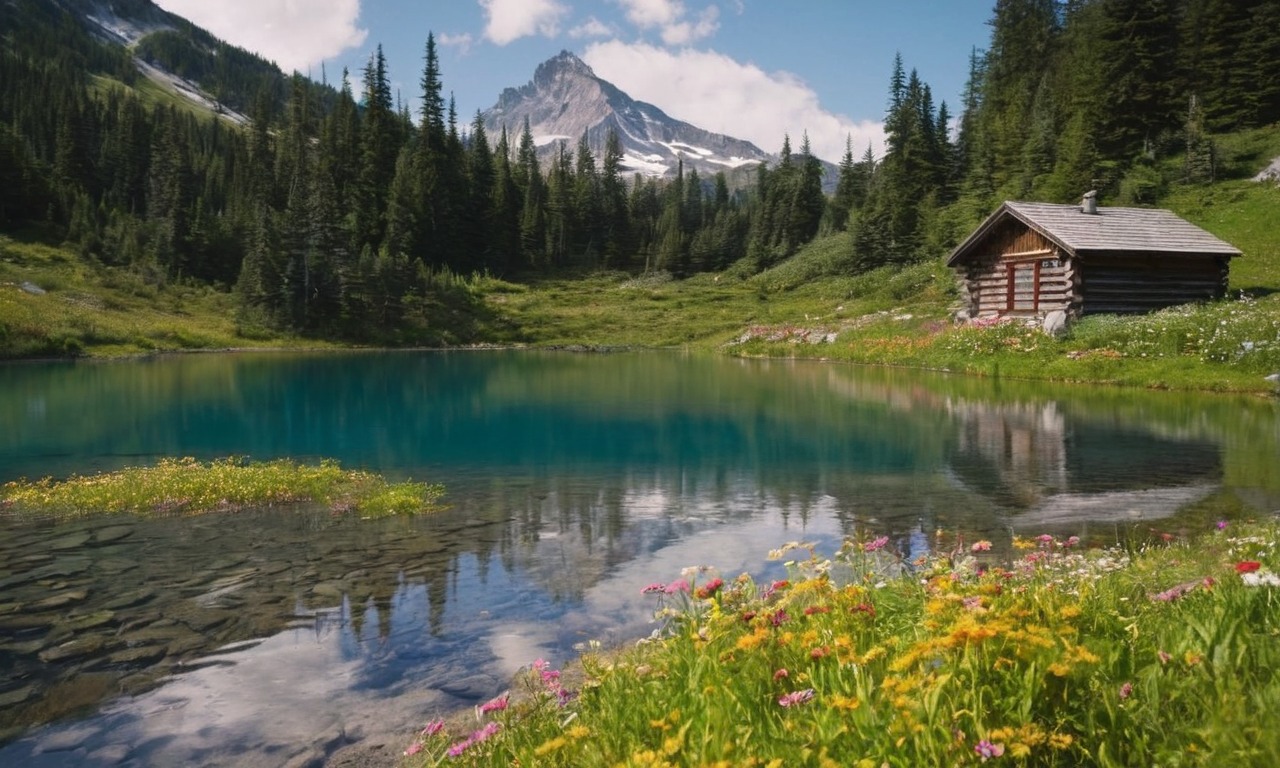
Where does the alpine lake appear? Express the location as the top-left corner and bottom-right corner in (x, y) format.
(1, 350), (1277, 766)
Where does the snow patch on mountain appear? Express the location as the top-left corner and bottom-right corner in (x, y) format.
(82, 5), (171, 47)
(621, 153), (671, 175)
(136, 61), (250, 126)
(535, 135), (574, 148)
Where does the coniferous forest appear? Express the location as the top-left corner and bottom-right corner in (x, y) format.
(1, 0), (1278, 341)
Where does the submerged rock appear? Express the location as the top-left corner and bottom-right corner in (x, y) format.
(38, 635), (107, 662)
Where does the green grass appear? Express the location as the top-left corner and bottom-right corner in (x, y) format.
(0, 457), (444, 519)
(0, 235), (310, 358)
(402, 521), (1280, 766)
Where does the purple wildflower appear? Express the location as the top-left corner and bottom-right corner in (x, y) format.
(777, 689), (815, 708)
(975, 740), (1005, 760)
(769, 609), (790, 627)
(1216, 520), (1229, 530)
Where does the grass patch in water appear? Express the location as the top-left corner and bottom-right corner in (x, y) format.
(0, 457), (444, 518)
(403, 521), (1280, 766)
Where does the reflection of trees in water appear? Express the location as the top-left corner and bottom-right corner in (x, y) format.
(943, 396), (1223, 527)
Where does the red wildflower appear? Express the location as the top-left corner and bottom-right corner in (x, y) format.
(1237, 561), (1262, 573)
(695, 577), (724, 600)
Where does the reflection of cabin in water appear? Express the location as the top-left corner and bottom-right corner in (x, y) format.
(948, 196), (1241, 322)
(946, 398), (1221, 527)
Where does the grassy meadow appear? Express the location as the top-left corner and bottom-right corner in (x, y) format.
(400, 522), (1280, 767)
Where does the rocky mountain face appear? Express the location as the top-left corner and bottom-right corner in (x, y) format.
(483, 51), (774, 182)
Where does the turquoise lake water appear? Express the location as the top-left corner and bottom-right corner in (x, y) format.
(1, 350), (1276, 765)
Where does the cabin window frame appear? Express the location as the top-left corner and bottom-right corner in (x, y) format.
(1006, 260), (1041, 312)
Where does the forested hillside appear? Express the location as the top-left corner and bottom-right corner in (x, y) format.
(1, 0), (1277, 346)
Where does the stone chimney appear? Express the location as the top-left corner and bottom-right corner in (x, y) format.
(1081, 190), (1098, 215)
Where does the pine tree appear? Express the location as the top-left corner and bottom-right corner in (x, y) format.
(353, 46), (397, 256)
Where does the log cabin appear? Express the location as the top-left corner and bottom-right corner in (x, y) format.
(947, 193), (1241, 327)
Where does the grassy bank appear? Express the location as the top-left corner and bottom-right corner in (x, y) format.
(402, 521), (1280, 767)
(3, 156), (1278, 393)
(0, 457), (444, 518)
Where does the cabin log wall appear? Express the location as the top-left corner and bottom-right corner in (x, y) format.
(960, 222), (1076, 319)
(1078, 252), (1229, 315)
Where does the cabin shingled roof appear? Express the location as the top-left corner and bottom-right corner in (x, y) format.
(947, 201), (1243, 266)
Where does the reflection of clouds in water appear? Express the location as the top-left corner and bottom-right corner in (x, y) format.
(16, 624), (447, 767)
(495, 501), (847, 666)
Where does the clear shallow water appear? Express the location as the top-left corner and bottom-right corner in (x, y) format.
(1, 350), (1277, 765)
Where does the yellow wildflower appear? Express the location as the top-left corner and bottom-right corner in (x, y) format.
(534, 736), (568, 756)
(1050, 733), (1074, 749)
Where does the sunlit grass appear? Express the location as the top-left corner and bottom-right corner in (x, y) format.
(0, 457), (444, 519)
(405, 521), (1280, 766)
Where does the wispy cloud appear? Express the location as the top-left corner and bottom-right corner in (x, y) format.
(613, 0), (719, 44)
(437, 32), (475, 53)
(583, 41), (885, 163)
(569, 16), (616, 39)
(479, 0), (570, 45)
(152, 0), (366, 73)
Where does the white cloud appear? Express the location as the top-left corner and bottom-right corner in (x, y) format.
(437, 32), (475, 53)
(479, 0), (570, 45)
(151, 0), (366, 73)
(614, 0), (718, 44)
(660, 6), (718, 45)
(583, 41), (885, 164)
(569, 16), (616, 39)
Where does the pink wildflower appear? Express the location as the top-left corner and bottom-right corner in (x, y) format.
(1119, 682), (1133, 700)
(663, 579), (691, 595)
(975, 740), (1005, 760)
(479, 693), (509, 714)
(446, 722), (502, 757)
(769, 609), (790, 627)
(1216, 520), (1229, 530)
(1065, 535), (1080, 548)
(641, 582), (666, 594)
(773, 668), (789, 680)
(864, 536), (890, 553)
(1151, 581), (1200, 602)
(404, 741), (424, 757)
(1158, 650), (1172, 665)
(1036, 534), (1055, 547)
(971, 540), (992, 552)
(421, 719), (445, 737)
(777, 689), (815, 708)
(761, 579), (790, 600)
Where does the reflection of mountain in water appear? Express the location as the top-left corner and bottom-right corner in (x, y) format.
(945, 398), (1221, 527)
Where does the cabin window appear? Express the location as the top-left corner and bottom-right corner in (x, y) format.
(1008, 262), (1039, 311)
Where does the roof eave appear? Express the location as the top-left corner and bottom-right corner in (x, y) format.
(945, 202), (1075, 267)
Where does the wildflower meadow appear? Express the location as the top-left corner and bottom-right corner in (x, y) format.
(402, 521), (1280, 767)
(0, 457), (444, 518)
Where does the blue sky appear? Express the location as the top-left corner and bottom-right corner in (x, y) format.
(151, 0), (994, 163)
